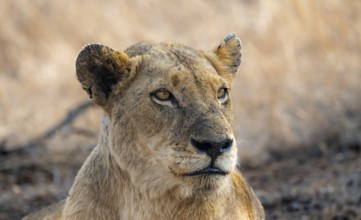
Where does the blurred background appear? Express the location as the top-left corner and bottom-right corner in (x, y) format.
(0, 0), (360, 219)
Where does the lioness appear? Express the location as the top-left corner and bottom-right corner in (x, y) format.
(24, 33), (264, 220)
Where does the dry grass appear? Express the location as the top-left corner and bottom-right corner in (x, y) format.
(0, 0), (360, 165)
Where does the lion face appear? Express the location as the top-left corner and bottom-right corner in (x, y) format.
(76, 34), (242, 193)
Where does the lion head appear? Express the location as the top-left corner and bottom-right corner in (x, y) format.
(76, 33), (242, 198)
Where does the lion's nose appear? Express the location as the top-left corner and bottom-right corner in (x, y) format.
(191, 138), (233, 159)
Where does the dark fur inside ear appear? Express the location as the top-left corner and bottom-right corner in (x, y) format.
(88, 64), (121, 99)
(76, 44), (130, 107)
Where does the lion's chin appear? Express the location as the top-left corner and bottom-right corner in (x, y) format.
(170, 167), (230, 193)
(190, 174), (230, 194)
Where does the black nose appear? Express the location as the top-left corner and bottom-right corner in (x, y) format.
(191, 138), (233, 159)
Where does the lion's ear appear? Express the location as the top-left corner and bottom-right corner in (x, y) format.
(76, 44), (133, 107)
(204, 33), (242, 79)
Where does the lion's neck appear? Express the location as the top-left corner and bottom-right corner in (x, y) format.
(108, 166), (238, 219)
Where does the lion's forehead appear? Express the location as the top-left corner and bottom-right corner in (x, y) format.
(137, 44), (225, 93)
(130, 42), (217, 74)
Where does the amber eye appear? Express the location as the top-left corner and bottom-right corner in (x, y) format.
(154, 89), (171, 101)
(217, 88), (228, 104)
(151, 89), (176, 106)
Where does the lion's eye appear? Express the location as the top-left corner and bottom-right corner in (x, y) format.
(151, 89), (175, 106)
(217, 88), (228, 104)
(155, 90), (171, 101)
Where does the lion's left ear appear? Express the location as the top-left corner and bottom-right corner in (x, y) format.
(204, 33), (242, 79)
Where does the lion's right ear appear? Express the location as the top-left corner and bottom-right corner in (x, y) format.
(76, 44), (134, 108)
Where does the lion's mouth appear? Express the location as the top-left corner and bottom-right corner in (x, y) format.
(184, 166), (228, 176)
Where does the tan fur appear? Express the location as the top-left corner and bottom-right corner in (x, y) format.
(23, 33), (264, 220)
